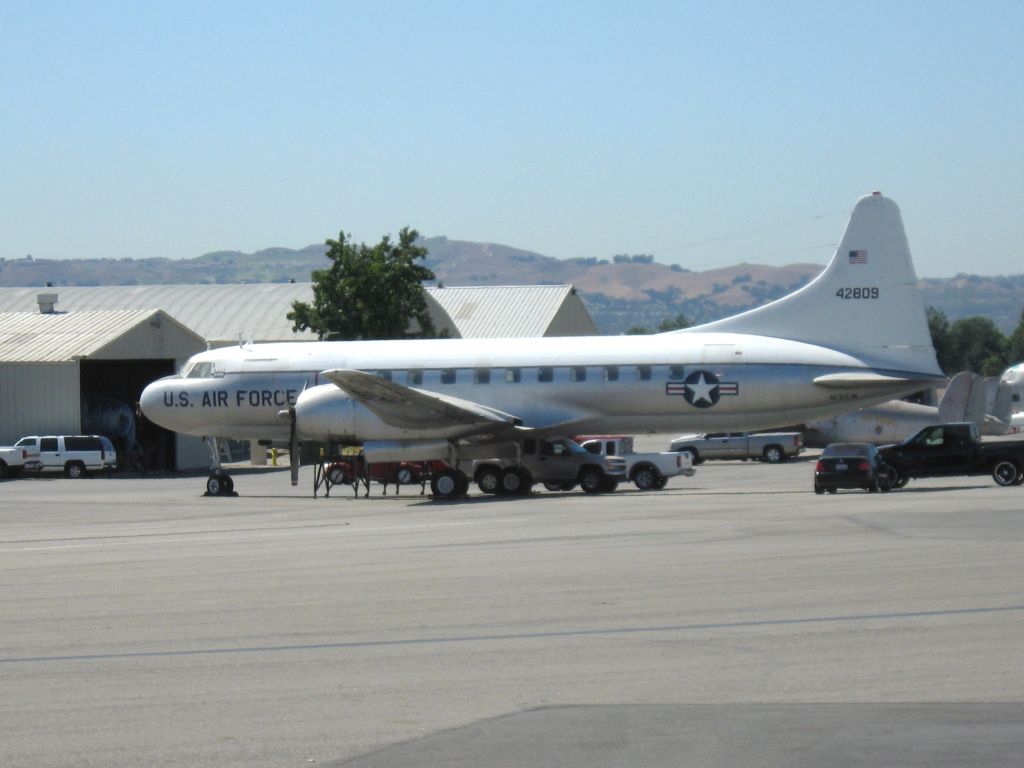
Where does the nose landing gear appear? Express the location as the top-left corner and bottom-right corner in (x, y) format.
(206, 469), (235, 496)
(203, 437), (238, 497)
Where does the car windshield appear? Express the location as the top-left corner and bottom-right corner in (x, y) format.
(822, 443), (872, 458)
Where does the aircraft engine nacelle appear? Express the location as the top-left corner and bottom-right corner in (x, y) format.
(293, 383), (453, 443)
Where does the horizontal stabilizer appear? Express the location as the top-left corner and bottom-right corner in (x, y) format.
(322, 369), (523, 431)
(813, 372), (937, 389)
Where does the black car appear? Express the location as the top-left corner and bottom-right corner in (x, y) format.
(814, 442), (892, 494)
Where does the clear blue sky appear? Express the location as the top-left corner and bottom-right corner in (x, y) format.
(2, 1), (1021, 277)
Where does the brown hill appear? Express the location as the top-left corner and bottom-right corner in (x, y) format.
(1, 238), (1020, 335)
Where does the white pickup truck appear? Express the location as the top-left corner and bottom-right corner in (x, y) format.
(0, 443), (42, 479)
(576, 435), (695, 490)
(668, 431), (804, 464)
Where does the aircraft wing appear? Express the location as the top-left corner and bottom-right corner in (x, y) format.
(322, 369), (524, 433)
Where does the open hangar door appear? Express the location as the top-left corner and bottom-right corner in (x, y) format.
(79, 359), (177, 471)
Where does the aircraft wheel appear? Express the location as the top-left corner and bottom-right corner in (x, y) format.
(206, 472), (233, 496)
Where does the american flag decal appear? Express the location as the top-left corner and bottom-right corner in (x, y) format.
(848, 250), (868, 264)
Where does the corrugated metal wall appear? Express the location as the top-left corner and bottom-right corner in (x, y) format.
(0, 362), (81, 444)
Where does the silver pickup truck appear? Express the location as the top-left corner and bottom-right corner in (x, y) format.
(668, 432), (804, 464)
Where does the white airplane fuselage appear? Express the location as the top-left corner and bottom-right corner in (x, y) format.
(140, 331), (931, 443)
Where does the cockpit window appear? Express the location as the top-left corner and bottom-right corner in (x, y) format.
(182, 361), (216, 378)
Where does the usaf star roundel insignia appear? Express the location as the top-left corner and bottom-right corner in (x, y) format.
(666, 369), (740, 408)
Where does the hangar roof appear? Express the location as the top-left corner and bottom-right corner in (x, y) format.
(0, 309), (203, 362)
(427, 284), (596, 337)
(0, 284), (315, 345)
(0, 283), (596, 342)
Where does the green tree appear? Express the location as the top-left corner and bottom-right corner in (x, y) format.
(1007, 308), (1024, 364)
(945, 316), (1008, 376)
(625, 313), (692, 335)
(656, 313), (692, 332)
(927, 306), (953, 374)
(288, 227), (437, 340)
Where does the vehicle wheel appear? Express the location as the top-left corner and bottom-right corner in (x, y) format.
(680, 448), (702, 465)
(1012, 471), (1024, 486)
(762, 445), (784, 463)
(652, 476), (669, 490)
(992, 460), (1019, 487)
(0, 460), (7, 480)
(65, 461), (86, 479)
(500, 467), (532, 495)
(599, 477), (619, 492)
(888, 467), (908, 489)
(878, 465), (894, 492)
(396, 467), (415, 485)
(826, 487), (837, 494)
(578, 466), (604, 494)
(633, 465), (660, 491)
(867, 481), (878, 493)
(543, 481), (563, 492)
(814, 484), (825, 495)
(431, 469), (462, 498)
(560, 481), (578, 492)
(454, 471), (470, 496)
(476, 466), (502, 494)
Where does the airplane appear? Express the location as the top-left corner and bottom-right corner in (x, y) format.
(998, 362), (1024, 414)
(802, 371), (1012, 446)
(140, 191), (945, 497)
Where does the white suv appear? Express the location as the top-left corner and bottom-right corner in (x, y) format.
(14, 435), (117, 478)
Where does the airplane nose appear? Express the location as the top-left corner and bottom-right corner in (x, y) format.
(139, 380), (171, 429)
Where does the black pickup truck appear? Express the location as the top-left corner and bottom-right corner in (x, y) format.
(879, 422), (1024, 488)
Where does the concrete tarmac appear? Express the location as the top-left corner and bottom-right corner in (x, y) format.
(1, 457), (1023, 766)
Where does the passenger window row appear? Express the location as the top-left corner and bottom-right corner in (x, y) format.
(373, 365), (688, 385)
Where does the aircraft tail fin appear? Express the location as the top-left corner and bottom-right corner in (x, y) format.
(682, 192), (942, 377)
(937, 371), (979, 422)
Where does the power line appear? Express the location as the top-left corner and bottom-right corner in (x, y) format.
(652, 209), (848, 254)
